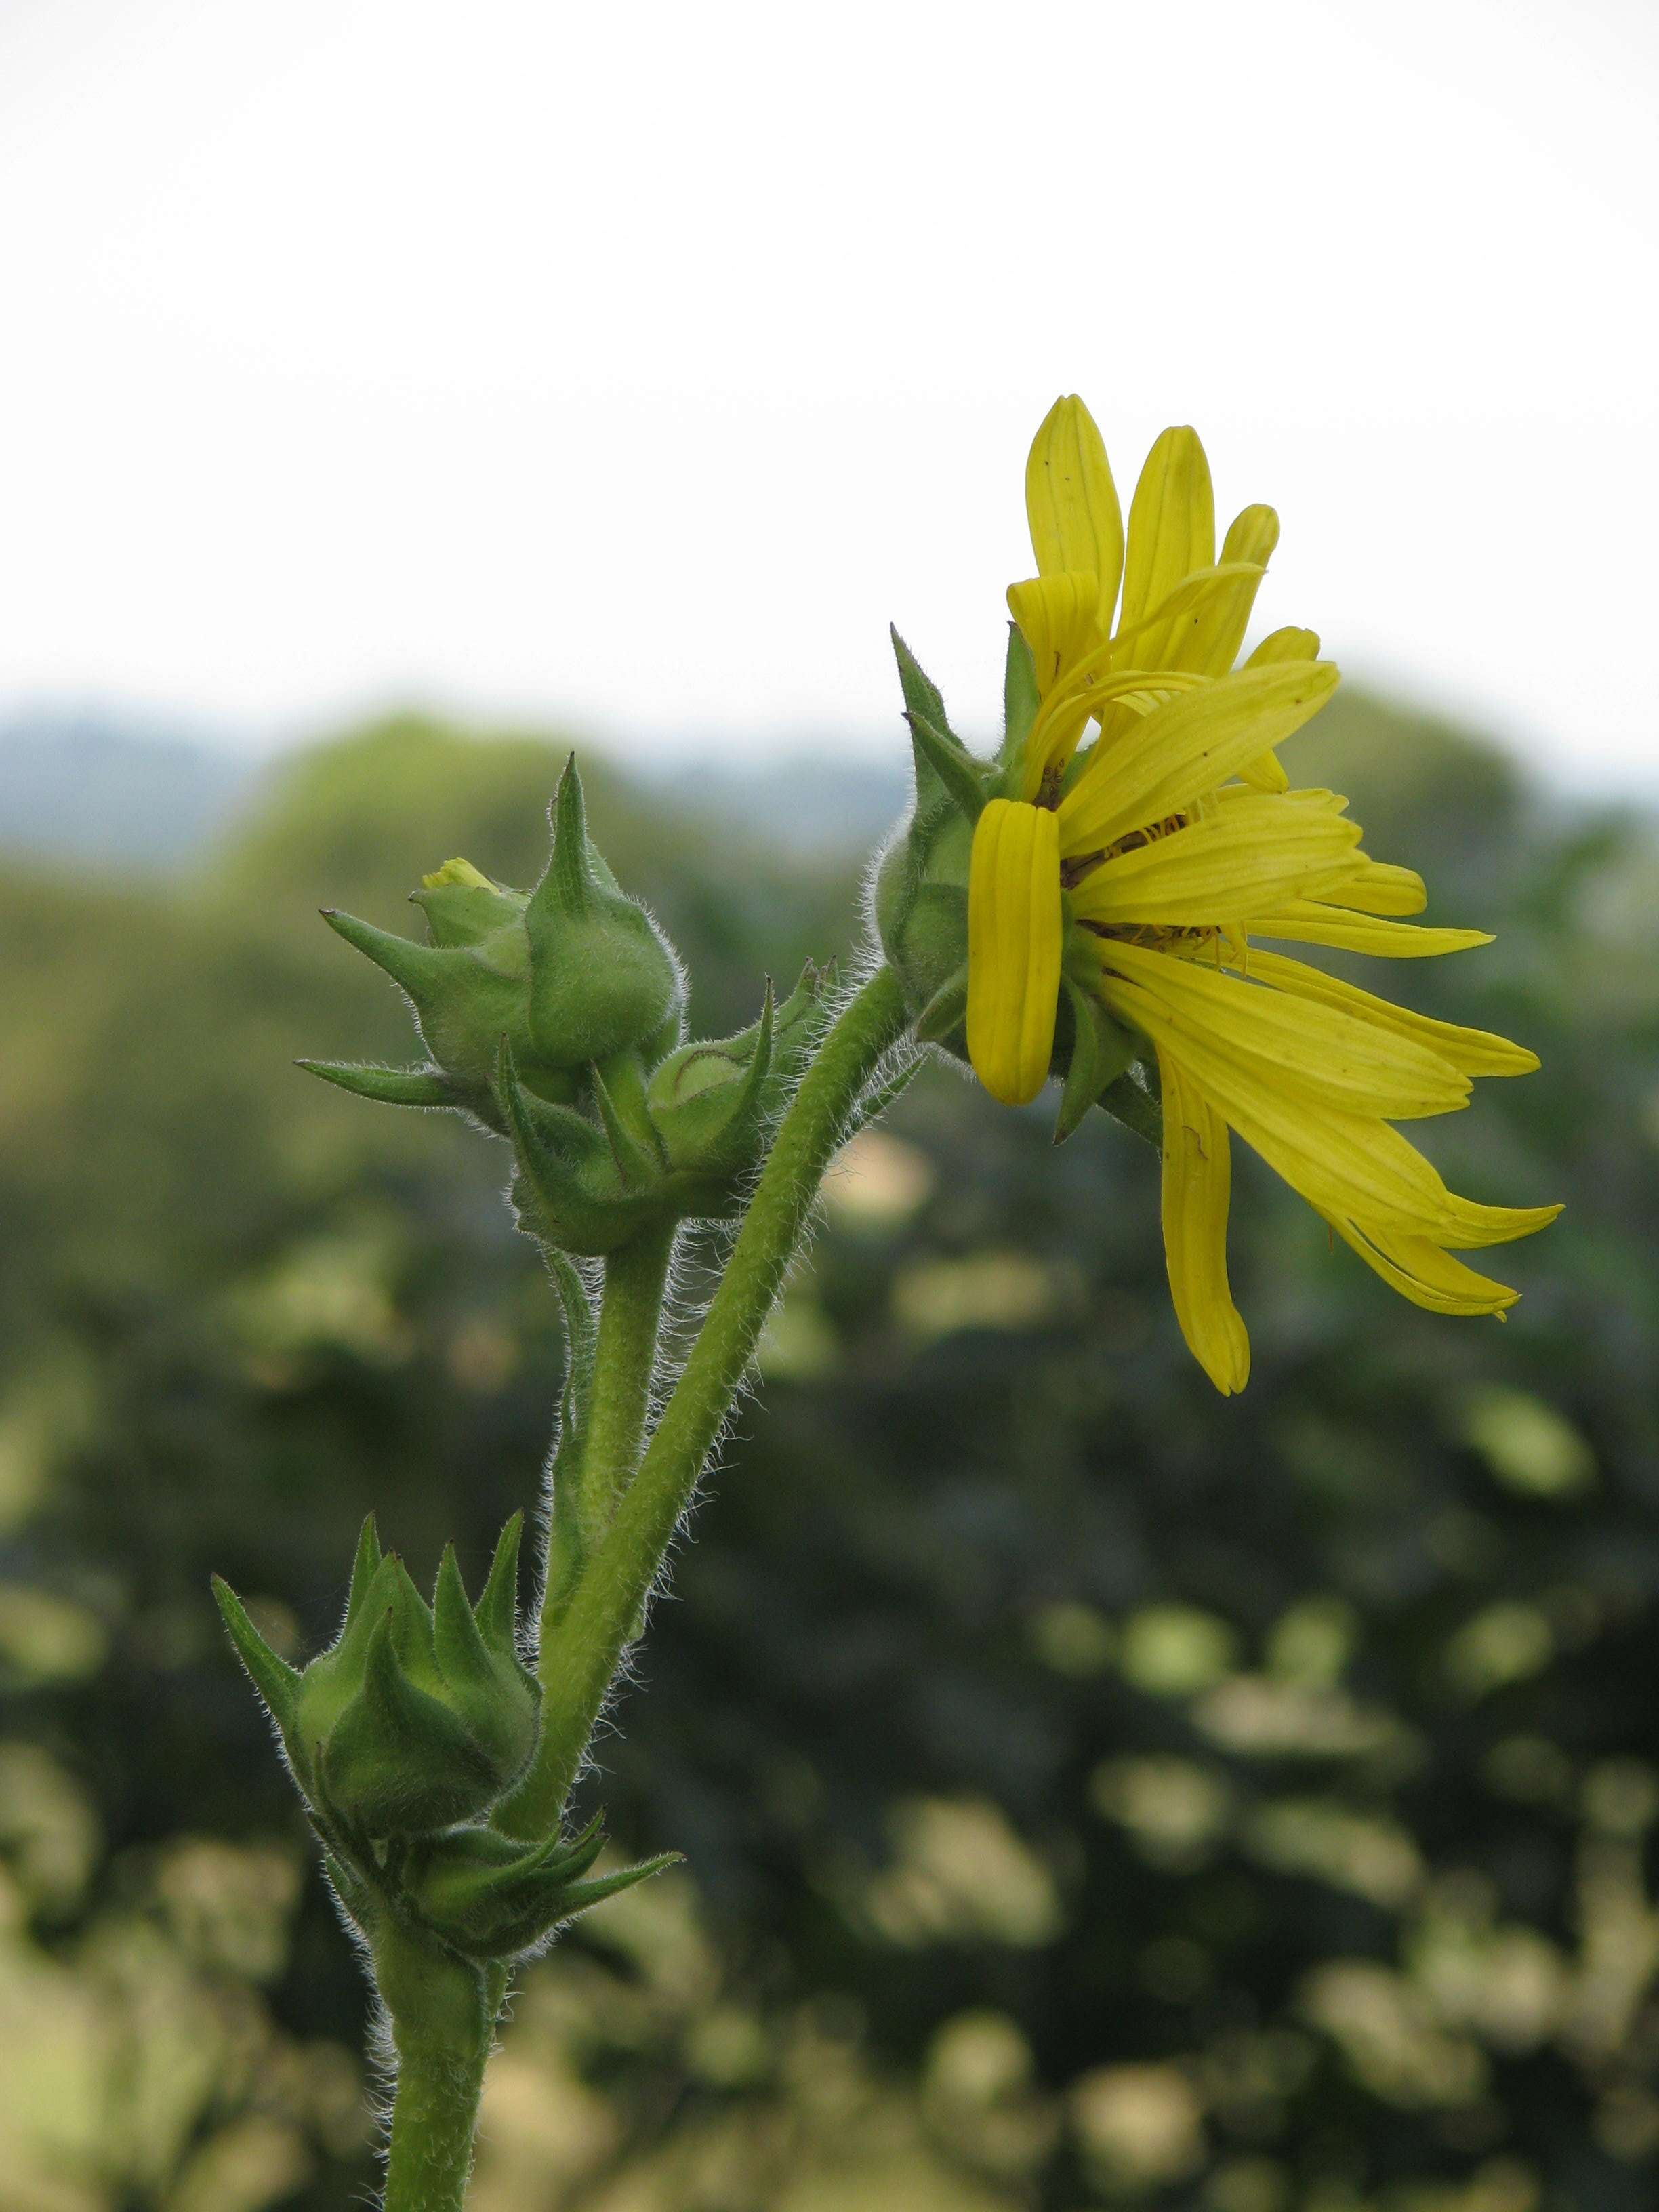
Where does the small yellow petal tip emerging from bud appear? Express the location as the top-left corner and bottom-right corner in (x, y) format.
(421, 857), (497, 893)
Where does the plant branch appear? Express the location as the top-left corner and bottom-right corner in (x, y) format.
(512, 965), (910, 1832)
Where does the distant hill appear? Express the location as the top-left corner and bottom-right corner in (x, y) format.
(0, 712), (911, 878)
(647, 749), (909, 858)
(0, 712), (257, 872)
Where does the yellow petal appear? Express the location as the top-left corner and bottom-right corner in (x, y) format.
(1232, 948), (1540, 1078)
(1236, 626), (1317, 787)
(1437, 1195), (1563, 1250)
(1118, 427), (1216, 669)
(1025, 396), (1124, 627)
(1057, 661), (1340, 855)
(1108, 560), (1268, 665)
(1319, 862), (1429, 917)
(1246, 626), (1321, 668)
(421, 857), (497, 891)
(1236, 748), (1291, 794)
(1006, 571), (1105, 701)
(1024, 664), (1207, 800)
(1095, 941), (1470, 1119)
(967, 799), (1063, 1107)
(1181, 505), (1280, 677)
(1324, 1214), (1522, 1316)
(1158, 1048), (1250, 1392)
(1069, 800), (1364, 927)
(1250, 903), (1493, 957)
(1094, 968), (1468, 1237)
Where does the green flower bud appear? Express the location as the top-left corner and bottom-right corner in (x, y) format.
(873, 627), (1157, 1147)
(300, 757), (685, 1132)
(404, 1813), (679, 1963)
(215, 1515), (540, 1837)
(646, 960), (830, 1176)
(497, 961), (834, 1256)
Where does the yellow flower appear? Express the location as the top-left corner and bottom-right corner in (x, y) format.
(966, 398), (1557, 1393)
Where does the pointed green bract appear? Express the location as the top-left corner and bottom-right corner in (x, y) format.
(295, 1060), (457, 1109)
(343, 1515), (384, 1628)
(1054, 977), (1139, 1145)
(914, 970), (968, 1047)
(907, 708), (987, 828)
(212, 1577), (301, 1736)
(475, 1514), (526, 1662)
(1001, 623), (1041, 774)
(590, 1063), (663, 1187)
(890, 625), (960, 744)
(533, 753), (594, 920)
(1097, 1063), (1162, 1149)
(553, 1854), (683, 1922)
(434, 1545), (496, 1692)
(321, 908), (449, 996)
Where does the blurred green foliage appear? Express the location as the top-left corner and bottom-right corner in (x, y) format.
(1, 695), (1656, 2211)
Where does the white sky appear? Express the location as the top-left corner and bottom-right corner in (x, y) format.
(1, 0), (1655, 787)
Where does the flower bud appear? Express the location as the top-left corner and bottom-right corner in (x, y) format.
(301, 756), (685, 1132)
(403, 1814), (679, 1963)
(214, 1515), (540, 1837)
(497, 961), (834, 1256)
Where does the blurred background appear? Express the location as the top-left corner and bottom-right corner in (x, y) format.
(1, 2), (1656, 2208)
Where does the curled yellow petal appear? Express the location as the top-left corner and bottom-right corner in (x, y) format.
(967, 800), (1063, 1106)
(1437, 1195), (1563, 1250)
(1025, 395), (1124, 625)
(1324, 1213), (1523, 1316)
(1159, 1048), (1250, 1392)
(1006, 571), (1104, 696)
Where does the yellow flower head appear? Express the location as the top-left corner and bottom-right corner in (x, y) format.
(959, 396), (1558, 1393)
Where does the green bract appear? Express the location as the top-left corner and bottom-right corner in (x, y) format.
(872, 626), (1158, 1147)
(405, 1816), (679, 1963)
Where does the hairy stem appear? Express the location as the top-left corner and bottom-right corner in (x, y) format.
(382, 2046), (489, 2212)
(377, 1929), (493, 2212)
(575, 1225), (675, 1549)
(516, 966), (909, 1831)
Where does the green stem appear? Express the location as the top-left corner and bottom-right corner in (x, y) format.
(518, 966), (909, 1831)
(382, 2046), (488, 2211)
(377, 1930), (493, 2212)
(575, 1225), (674, 1549)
